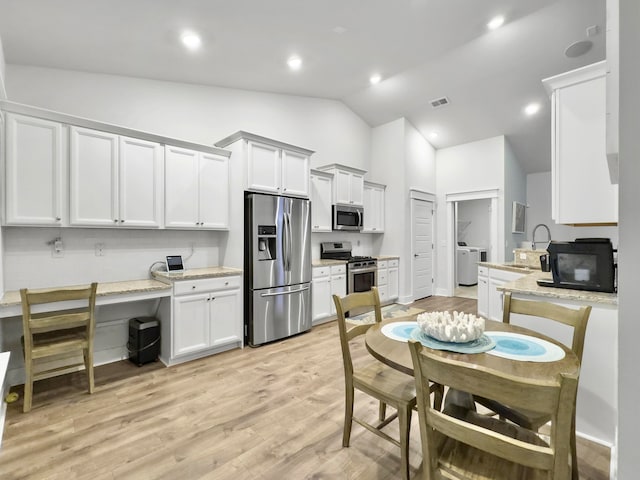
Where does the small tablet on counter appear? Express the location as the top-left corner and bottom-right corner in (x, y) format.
(165, 255), (184, 274)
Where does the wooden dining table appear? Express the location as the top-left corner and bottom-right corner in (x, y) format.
(365, 316), (580, 380)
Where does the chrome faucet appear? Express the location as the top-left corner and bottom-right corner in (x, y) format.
(531, 223), (551, 250)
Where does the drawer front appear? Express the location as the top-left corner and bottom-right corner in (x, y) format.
(313, 266), (330, 278)
(377, 260), (388, 269)
(378, 269), (388, 285)
(174, 275), (241, 295)
(478, 266), (489, 277)
(388, 259), (399, 267)
(331, 264), (346, 275)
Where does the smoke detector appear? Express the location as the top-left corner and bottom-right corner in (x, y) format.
(430, 96), (450, 108)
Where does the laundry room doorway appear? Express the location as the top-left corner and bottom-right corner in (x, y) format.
(445, 189), (499, 298)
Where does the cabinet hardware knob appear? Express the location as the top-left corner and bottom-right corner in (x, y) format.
(225, 282), (229, 285)
(114, 219), (118, 223)
(55, 217), (61, 221)
(283, 188), (287, 191)
(192, 285), (196, 289)
(120, 220), (124, 223)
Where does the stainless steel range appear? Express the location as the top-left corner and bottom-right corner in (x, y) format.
(320, 241), (377, 294)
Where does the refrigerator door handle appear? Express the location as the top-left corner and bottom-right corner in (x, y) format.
(284, 212), (292, 271)
(260, 285), (310, 297)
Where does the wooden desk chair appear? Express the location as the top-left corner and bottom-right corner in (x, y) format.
(409, 339), (578, 480)
(333, 287), (419, 480)
(474, 292), (591, 480)
(20, 282), (98, 413)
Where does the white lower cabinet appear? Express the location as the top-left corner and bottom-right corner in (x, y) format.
(477, 266), (525, 321)
(376, 259), (399, 304)
(312, 264), (346, 325)
(161, 275), (242, 365)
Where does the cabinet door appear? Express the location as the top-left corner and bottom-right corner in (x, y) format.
(363, 184), (385, 232)
(5, 114), (63, 225)
(247, 141), (280, 194)
(199, 152), (230, 229)
(281, 149), (309, 197)
(350, 173), (364, 206)
(488, 278), (506, 322)
(334, 170), (352, 205)
(388, 267), (399, 300)
(173, 293), (210, 356)
(330, 274), (347, 315)
(553, 75), (617, 224)
(312, 276), (332, 322)
(119, 136), (163, 228)
(209, 289), (241, 347)
(70, 127), (118, 226)
(477, 275), (489, 318)
(165, 146), (200, 228)
(310, 174), (332, 232)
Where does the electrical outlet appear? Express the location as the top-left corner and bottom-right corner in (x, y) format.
(52, 238), (64, 258)
(95, 243), (105, 256)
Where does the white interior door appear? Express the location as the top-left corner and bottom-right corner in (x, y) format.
(412, 198), (434, 300)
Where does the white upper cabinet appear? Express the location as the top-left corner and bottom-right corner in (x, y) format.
(317, 164), (366, 206)
(165, 145), (230, 230)
(70, 127), (163, 227)
(215, 131), (313, 198)
(310, 169), (333, 232)
(543, 61), (618, 225)
(363, 181), (385, 233)
(4, 113), (65, 226)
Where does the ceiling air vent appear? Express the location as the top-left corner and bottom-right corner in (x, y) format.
(430, 96), (450, 108)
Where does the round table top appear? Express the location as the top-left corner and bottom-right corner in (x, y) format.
(365, 316), (580, 380)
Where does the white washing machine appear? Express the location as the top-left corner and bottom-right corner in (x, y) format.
(457, 247), (479, 286)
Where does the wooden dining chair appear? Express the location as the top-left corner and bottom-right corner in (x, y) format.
(474, 292), (591, 480)
(333, 287), (419, 480)
(20, 282), (98, 413)
(408, 339), (578, 480)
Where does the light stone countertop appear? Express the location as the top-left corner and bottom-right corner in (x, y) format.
(375, 255), (399, 261)
(152, 266), (243, 282)
(0, 279), (172, 308)
(496, 270), (618, 306)
(312, 259), (346, 267)
(479, 262), (540, 274)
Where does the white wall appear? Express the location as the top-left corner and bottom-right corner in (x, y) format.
(435, 136), (505, 293)
(503, 140), (527, 260)
(617, 0), (640, 476)
(526, 172), (618, 247)
(371, 118), (436, 303)
(5, 65), (371, 171)
(457, 199), (491, 249)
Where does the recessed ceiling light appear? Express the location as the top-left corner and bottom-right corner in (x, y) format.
(369, 74), (382, 85)
(287, 56), (302, 71)
(333, 26), (347, 34)
(181, 31), (202, 51)
(487, 15), (505, 30)
(429, 131), (439, 139)
(524, 103), (541, 116)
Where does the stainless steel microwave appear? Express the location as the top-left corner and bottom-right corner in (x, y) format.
(332, 204), (363, 231)
(537, 238), (616, 293)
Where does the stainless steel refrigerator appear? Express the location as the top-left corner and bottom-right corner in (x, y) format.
(245, 192), (312, 346)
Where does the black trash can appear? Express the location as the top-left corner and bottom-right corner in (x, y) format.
(128, 317), (160, 366)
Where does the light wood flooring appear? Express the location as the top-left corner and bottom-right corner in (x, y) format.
(1, 296), (610, 479)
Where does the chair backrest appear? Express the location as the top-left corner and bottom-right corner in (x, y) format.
(20, 283), (98, 350)
(408, 339), (577, 480)
(502, 291), (591, 361)
(332, 287), (383, 379)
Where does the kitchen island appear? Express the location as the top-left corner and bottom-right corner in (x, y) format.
(494, 266), (617, 453)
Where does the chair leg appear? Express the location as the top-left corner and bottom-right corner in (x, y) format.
(343, 386), (354, 447)
(23, 355), (33, 413)
(379, 401), (387, 422)
(571, 414), (578, 480)
(84, 347), (94, 394)
(398, 404), (412, 480)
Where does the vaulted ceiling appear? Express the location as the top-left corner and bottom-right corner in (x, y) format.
(0, 0), (606, 173)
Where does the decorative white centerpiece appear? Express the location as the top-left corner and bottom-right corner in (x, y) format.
(416, 311), (485, 343)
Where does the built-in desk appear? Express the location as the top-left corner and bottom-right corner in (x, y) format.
(0, 279), (173, 388)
